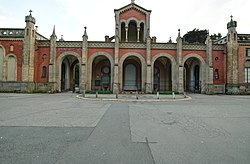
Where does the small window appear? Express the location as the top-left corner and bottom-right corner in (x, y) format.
(215, 57), (219, 61)
(246, 49), (250, 57)
(245, 68), (250, 83)
(10, 45), (14, 52)
(42, 66), (46, 78)
(42, 54), (46, 62)
(215, 69), (219, 80)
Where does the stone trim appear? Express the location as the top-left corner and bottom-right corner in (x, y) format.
(0, 38), (23, 41)
(56, 51), (82, 92)
(118, 52), (146, 92)
(87, 52), (114, 91)
(239, 43), (250, 46)
(116, 3), (151, 15)
(151, 53), (177, 91)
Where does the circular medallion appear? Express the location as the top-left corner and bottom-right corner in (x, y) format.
(103, 66), (110, 74)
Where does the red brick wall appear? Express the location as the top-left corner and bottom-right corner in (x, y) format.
(0, 40), (23, 81)
(34, 47), (50, 82)
(182, 50), (207, 62)
(151, 50), (177, 61)
(88, 48), (115, 60)
(212, 50), (225, 84)
(56, 48), (82, 59)
(119, 8), (146, 21)
(119, 49), (146, 60)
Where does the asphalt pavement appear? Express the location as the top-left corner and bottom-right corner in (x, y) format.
(0, 93), (249, 164)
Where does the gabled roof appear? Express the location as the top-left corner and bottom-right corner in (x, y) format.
(114, 2), (151, 14)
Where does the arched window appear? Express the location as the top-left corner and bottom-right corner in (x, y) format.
(244, 60), (250, 83)
(10, 45), (14, 52)
(139, 23), (144, 42)
(121, 22), (126, 42)
(215, 69), (219, 80)
(26, 28), (29, 36)
(42, 66), (46, 78)
(0, 47), (4, 80)
(7, 56), (16, 81)
(128, 21), (137, 42)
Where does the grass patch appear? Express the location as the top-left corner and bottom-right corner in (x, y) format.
(85, 90), (113, 94)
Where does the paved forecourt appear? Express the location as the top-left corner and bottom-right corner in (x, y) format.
(0, 93), (250, 164)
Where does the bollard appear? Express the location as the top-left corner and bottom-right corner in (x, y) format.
(96, 91), (98, 98)
(184, 92), (187, 98)
(157, 91), (159, 99)
(116, 92), (118, 99)
(83, 90), (86, 98)
(136, 91), (138, 100)
(172, 92), (175, 99)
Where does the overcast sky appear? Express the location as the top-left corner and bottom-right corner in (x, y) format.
(0, 0), (249, 42)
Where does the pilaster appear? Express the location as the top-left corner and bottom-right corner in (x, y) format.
(113, 24), (120, 93)
(49, 26), (57, 89)
(206, 33), (213, 84)
(145, 29), (152, 93)
(176, 29), (184, 93)
(80, 27), (88, 92)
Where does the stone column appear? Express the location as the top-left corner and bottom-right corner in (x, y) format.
(125, 27), (128, 42)
(137, 27), (140, 42)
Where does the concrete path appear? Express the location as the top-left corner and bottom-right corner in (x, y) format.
(57, 103), (154, 164)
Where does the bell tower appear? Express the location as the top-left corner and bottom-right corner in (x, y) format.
(226, 16), (239, 93)
(22, 10), (36, 84)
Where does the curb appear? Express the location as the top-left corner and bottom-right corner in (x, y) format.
(76, 95), (192, 102)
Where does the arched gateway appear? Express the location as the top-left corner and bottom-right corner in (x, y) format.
(57, 52), (81, 92)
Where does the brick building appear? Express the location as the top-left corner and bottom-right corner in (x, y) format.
(0, 1), (250, 94)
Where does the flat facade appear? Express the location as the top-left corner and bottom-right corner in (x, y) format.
(0, 1), (250, 94)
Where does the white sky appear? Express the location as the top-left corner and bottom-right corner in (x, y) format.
(0, 0), (249, 42)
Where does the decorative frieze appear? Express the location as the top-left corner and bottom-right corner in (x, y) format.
(151, 43), (176, 50)
(88, 42), (115, 48)
(38, 41), (50, 47)
(120, 42), (146, 49)
(57, 41), (82, 48)
(183, 44), (206, 50)
(212, 45), (224, 50)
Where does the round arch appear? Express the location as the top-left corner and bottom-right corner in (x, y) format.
(183, 53), (206, 93)
(56, 51), (81, 92)
(152, 53), (177, 91)
(119, 52), (146, 92)
(87, 52), (114, 91)
(183, 53), (206, 66)
(0, 45), (6, 81)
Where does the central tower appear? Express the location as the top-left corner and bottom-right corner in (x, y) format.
(114, 1), (151, 42)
